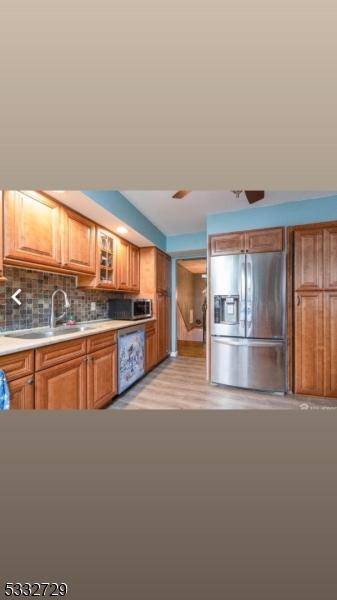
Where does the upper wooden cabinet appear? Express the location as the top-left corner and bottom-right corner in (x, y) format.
(96, 228), (117, 288)
(61, 207), (96, 274)
(3, 190), (62, 269)
(117, 238), (140, 292)
(78, 227), (118, 290)
(129, 244), (140, 291)
(210, 227), (284, 256)
(294, 229), (323, 290)
(211, 232), (246, 255)
(245, 227), (284, 253)
(156, 250), (171, 294)
(324, 227), (337, 289)
(117, 237), (130, 290)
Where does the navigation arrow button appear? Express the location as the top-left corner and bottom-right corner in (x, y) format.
(11, 289), (22, 306)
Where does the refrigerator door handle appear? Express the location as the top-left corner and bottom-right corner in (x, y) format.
(246, 255), (252, 335)
(212, 337), (282, 348)
(213, 338), (243, 346)
(240, 254), (246, 334)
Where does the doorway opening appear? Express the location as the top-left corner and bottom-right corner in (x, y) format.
(176, 258), (207, 358)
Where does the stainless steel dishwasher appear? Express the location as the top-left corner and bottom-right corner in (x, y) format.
(117, 325), (145, 394)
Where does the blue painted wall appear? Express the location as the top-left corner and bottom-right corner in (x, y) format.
(207, 194), (337, 234)
(166, 231), (207, 254)
(83, 190), (166, 250)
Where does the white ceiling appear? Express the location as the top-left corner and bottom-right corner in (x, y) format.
(178, 259), (207, 274)
(122, 191), (337, 235)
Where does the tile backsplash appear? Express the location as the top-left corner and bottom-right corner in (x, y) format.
(0, 267), (126, 332)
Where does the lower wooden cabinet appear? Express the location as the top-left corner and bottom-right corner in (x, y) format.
(157, 293), (170, 362)
(35, 356), (87, 409)
(2, 326), (161, 409)
(9, 375), (35, 409)
(145, 322), (157, 372)
(324, 292), (337, 397)
(295, 291), (324, 395)
(87, 346), (117, 409)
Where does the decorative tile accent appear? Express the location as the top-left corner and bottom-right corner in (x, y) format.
(0, 267), (127, 332)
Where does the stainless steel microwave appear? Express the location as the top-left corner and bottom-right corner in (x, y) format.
(108, 298), (152, 320)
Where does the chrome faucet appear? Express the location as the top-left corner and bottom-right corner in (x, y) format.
(50, 288), (70, 329)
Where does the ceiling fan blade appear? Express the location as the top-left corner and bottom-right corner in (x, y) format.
(245, 191), (265, 204)
(172, 190), (191, 199)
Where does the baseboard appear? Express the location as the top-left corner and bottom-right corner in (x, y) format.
(170, 351), (178, 358)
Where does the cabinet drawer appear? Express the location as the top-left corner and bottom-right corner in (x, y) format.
(35, 338), (87, 371)
(0, 350), (34, 382)
(86, 331), (117, 353)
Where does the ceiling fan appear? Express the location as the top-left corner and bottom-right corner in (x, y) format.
(172, 190), (265, 204)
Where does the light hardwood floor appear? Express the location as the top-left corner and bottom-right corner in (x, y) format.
(177, 340), (206, 358)
(109, 356), (337, 410)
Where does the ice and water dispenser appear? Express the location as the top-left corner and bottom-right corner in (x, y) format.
(214, 295), (240, 325)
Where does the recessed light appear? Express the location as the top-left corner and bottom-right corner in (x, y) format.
(117, 226), (128, 235)
(51, 190), (65, 193)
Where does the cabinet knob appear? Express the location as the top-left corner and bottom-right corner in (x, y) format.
(27, 377), (34, 385)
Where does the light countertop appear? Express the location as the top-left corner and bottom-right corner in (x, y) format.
(0, 318), (156, 357)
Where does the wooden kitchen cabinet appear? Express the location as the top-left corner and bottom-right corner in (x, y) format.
(210, 232), (245, 256)
(0, 350), (34, 382)
(324, 292), (337, 397)
(294, 291), (324, 396)
(245, 227), (283, 253)
(156, 250), (171, 294)
(3, 190), (62, 269)
(145, 321), (157, 372)
(157, 293), (170, 362)
(117, 238), (140, 292)
(324, 227), (337, 289)
(210, 227), (284, 256)
(117, 237), (130, 290)
(86, 331), (117, 353)
(294, 229), (323, 290)
(78, 227), (118, 290)
(9, 375), (35, 410)
(87, 345), (117, 409)
(35, 338), (86, 371)
(139, 247), (171, 364)
(61, 207), (96, 274)
(129, 244), (140, 291)
(35, 356), (87, 409)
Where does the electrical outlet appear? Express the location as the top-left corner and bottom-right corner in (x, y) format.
(90, 302), (96, 311)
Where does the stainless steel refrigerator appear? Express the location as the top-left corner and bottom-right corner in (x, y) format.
(210, 252), (286, 392)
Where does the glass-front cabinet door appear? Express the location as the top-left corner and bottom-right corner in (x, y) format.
(97, 228), (117, 288)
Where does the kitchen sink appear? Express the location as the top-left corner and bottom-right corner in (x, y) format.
(5, 325), (97, 340)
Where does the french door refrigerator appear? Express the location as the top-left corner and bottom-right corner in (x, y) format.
(210, 252), (286, 392)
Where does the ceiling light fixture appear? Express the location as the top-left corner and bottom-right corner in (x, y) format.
(116, 226), (128, 235)
(232, 190), (242, 198)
